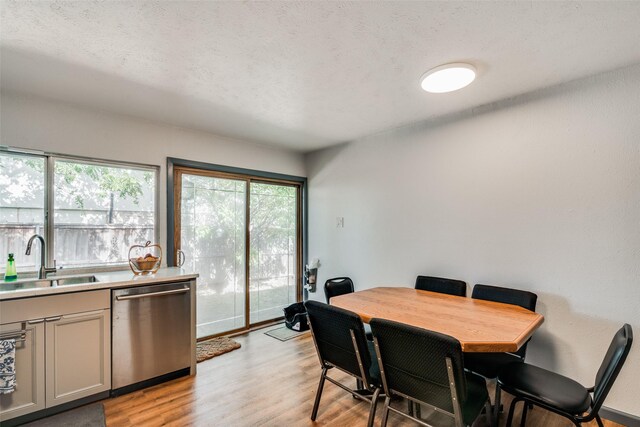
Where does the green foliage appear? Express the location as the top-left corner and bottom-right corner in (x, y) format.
(0, 154), (151, 211)
(25, 159), (44, 172)
(55, 161), (145, 209)
(0, 154), (46, 207)
(181, 177), (297, 288)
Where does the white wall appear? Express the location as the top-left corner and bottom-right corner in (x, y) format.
(0, 92), (306, 256)
(306, 64), (640, 415)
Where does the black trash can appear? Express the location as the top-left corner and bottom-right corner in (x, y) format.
(283, 302), (309, 332)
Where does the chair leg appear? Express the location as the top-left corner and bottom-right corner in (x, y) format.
(357, 379), (363, 390)
(408, 399), (414, 416)
(485, 400), (493, 425)
(381, 396), (392, 427)
(505, 397), (520, 427)
(415, 402), (422, 419)
(595, 414), (605, 427)
(311, 368), (327, 421)
(492, 385), (502, 427)
(366, 387), (381, 427)
(520, 401), (528, 427)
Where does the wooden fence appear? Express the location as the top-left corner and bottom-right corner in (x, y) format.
(1, 224), (153, 269)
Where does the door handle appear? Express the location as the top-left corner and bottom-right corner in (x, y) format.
(27, 318), (45, 324)
(115, 287), (189, 301)
(45, 316), (62, 322)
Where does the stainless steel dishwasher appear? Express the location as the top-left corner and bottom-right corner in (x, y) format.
(111, 281), (191, 395)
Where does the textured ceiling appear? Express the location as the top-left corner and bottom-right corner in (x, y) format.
(2, 1), (640, 152)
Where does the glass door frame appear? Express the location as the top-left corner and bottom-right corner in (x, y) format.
(167, 158), (307, 339)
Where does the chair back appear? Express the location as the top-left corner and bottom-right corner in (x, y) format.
(324, 277), (355, 303)
(592, 324), (633, 412)
(305, 300), (375, 384)
(471, 284), (537, 311)
(369, 318), (467, 416)
(415, 275), (467, 297)
(472, 284), (538, 358)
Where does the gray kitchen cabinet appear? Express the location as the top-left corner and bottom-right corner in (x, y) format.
(45, 309), (111, 407)
(0, 290), (110, 422)
(0, 321), (45, 422)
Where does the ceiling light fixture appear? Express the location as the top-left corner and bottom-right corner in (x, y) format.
(420, 63), (476, 93)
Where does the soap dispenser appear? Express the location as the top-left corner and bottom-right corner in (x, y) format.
(5, 253), (17, 282)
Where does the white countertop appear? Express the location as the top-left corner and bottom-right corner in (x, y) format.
(0, 267), (199, 301)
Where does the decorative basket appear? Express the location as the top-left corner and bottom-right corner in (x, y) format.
(128, 241), (162, 275)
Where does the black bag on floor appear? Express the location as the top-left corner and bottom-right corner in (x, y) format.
(283, 302), (309, 332)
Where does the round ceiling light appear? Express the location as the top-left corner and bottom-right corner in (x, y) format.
(420, 63), (476, 93)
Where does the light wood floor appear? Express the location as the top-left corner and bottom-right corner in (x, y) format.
(102, 329), (622, 427)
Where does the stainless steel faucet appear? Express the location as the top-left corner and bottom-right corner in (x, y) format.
(25, 234), (57, 279)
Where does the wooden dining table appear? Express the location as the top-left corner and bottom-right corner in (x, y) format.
(330, 287), (544, 353)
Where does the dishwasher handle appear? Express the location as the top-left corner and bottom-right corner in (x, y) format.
(115, 287), (189, 301)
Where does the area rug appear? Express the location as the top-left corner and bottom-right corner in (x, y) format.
(196, 336), (241, 362)
(23, 403), (105, 427)
(264, 325), (309, 342)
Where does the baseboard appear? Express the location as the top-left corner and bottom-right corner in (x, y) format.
(601, 406), (640, 427)
(110, 367), (190, 397)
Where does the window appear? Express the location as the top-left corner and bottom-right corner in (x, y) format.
(53, 159), (156, 268)
(0, 152), (46, 272)
(0, 149), (158, 273)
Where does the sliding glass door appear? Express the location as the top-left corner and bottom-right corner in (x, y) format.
(174, 167), (301, 339)
(178, 172), (247, 338)
(249, 183), (298, 324)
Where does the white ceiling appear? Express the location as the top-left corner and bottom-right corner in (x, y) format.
(2, 1), (640, 152)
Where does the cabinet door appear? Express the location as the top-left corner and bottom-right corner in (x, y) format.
(0, 321), (45, 422)
(45, 310), (111, 407)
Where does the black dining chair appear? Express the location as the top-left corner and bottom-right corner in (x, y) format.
(370, 318), (490, 427)
(408, 275), (467, 417)
(415, 275), (467, 297)
(497, 324), (633, 427)
(464, 284), (538, 423)
(304, 300), (382, 427)
(324, 276), (355, 303)
(324, 276), (372, 342)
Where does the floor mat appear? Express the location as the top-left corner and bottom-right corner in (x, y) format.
(197, 336), (241, 362)
(23, 403), (105, 427)
(264, 325), (309, 341)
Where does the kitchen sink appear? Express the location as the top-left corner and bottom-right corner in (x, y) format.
(0, 279), (52, 291)
(1, 275), (99, 292)
(51, 275), (99, 286)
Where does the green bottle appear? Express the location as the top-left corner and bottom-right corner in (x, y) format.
(5, 253), (17, 282)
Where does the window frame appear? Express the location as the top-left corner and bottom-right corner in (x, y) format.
(1, 146), (160, 274)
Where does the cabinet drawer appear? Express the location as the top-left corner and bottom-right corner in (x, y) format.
(0, 290), (110, 324)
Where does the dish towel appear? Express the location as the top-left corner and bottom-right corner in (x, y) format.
(0, 339), (17, 394)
